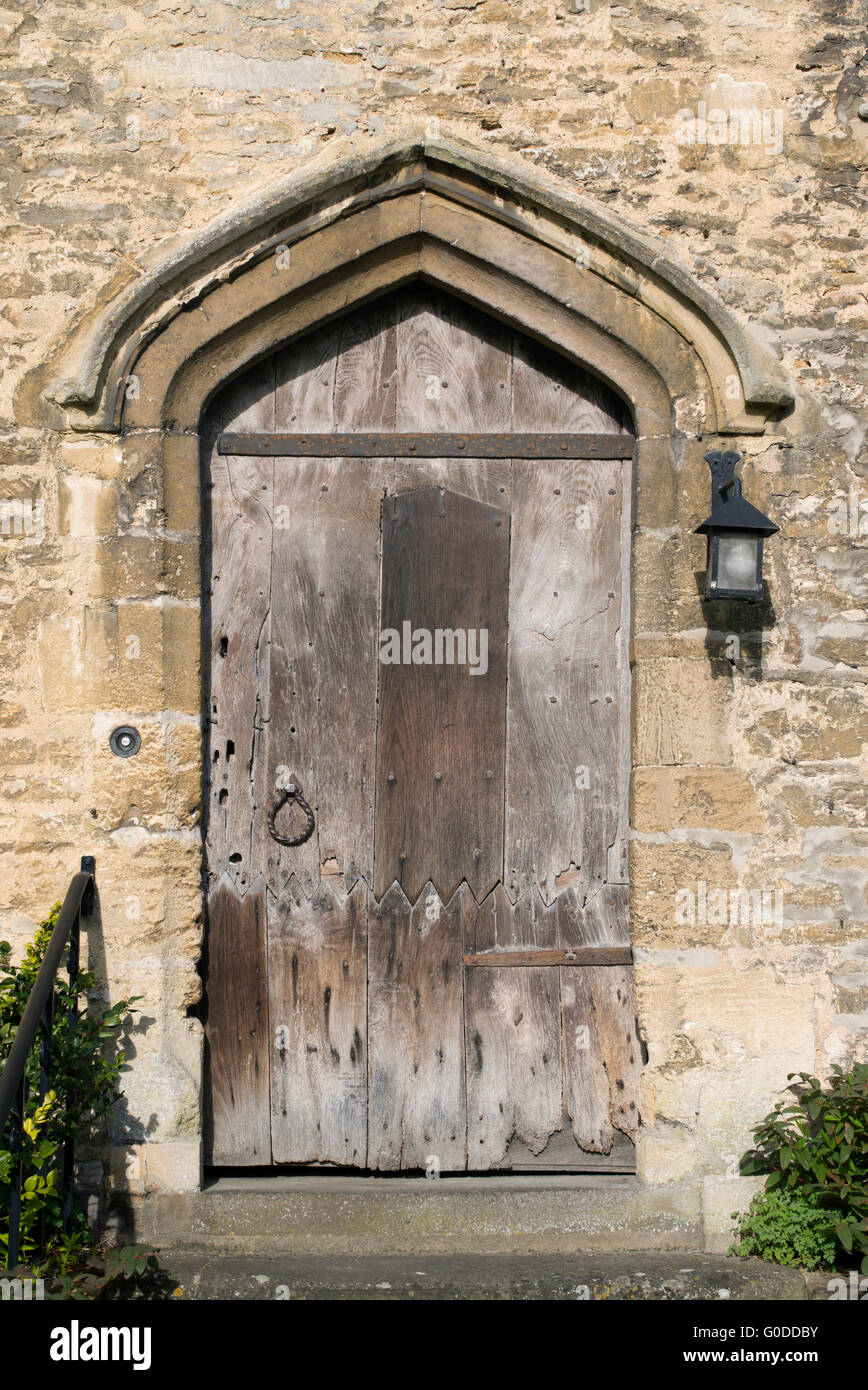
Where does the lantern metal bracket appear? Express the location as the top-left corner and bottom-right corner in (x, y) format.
(704, 448), (742, 506)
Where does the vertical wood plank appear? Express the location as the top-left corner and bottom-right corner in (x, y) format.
(505, 458), (624, 904)
(203, 362), (274, 1165)
(561, 964), (641, 1152)
(511, 333), (632, 434)
(368, 881), (467, 1171)
(464, 885), (563, 1169)
(264, 328), (340, 895)
(373, 486), (510, 904)
(265, 317), (389, 897)
(608, 456), (633, 885)
(555, 882), (631, 948)
(560, 964), (614, 1154)
(266, 311), (393, 1168)
(395, 287), (512, 431)
(594, 966), (642, 1144)
(333, 295), (398, 431)
(556, 883), (637, 1154)
(309, 297), (397, 886)
(274, 319), (340, 428)
(205, 364), (274, 895)
(265, 456), (385, 897)
(393, 284), (513, 529)
(508, 335), (635, 1164)
(269, 876), (368, 1165)
(204, 875), (271, 1165)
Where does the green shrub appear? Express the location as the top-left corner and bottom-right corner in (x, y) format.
(736, 1064), (868, 1272)
(729, 1189), (839, 1270)
(43, 1243), (176, 1301)
(0, 904), (140, 1269)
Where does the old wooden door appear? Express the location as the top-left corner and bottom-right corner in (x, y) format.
(202, 286), (641, 1171)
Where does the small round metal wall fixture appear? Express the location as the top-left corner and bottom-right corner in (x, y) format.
(109, 725), (141, 758)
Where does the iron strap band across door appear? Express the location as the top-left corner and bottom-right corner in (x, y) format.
(217, 432), (636, 459)
(463, 946), (633, 967)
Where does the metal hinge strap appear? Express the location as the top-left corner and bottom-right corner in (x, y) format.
(218, 432), (635, 459)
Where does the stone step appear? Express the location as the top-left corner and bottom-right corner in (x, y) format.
(158, 1251), (808, 1301)
(125, 1175), (703, 1256)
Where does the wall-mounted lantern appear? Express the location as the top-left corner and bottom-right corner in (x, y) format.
(695, 450), (779, 601)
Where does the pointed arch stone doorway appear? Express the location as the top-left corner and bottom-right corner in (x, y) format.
(31, 135), (791, 1183)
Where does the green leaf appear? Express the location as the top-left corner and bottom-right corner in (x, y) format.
(0, 911), (140, 1267)
(835, 1223), (854, 1253)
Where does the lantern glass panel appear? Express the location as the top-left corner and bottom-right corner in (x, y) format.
(716, 530), (759, 592)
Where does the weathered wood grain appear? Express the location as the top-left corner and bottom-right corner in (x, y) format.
(504, 1125), (636, 1172)
(274, 319), (341, 430)
(511, 332), (632, 434)
(392, 285), (514, 563)
(333, 295), (398, 432)
(510, 339), (633, 893)
(608, 458), (633, 885)
(392, 454), (512, 514)
(505, 458), (625, 903)
(591, 964), (642, 1144)
(368, 881), (467, 1171)
(205, 363), (274, 894)
(265, 455), (385, 896)
(204, 875), (271, 1165)
(554, 882), (631, 948)
(312, 303), (398, 884)
(264, 316), (389, 895)
(554, 884), (635, 1154)
(374, 486), (510, 903)
(262, 328), (339, 895)
(561, 964), (641, 1151)
(202, 284), (638, 1173)
(269, 876), (368, 1166)
(395, 287), (512, 432)
(464, 885), (563, 1169)
(560, 963), (616, 1153)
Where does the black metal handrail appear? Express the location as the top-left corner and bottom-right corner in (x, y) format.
(0, 855), (95, 1269)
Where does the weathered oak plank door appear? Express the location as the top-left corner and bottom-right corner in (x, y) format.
(202, 286), (641, 1171)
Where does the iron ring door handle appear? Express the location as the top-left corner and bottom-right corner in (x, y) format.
(267, 775), (316, 847)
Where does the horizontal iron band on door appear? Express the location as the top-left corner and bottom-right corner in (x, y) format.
(217, 432), (636, 459)
(463, 947), (633, 968)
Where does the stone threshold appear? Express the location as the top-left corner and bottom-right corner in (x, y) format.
(112, 1175), (705, 1256)
(203, 1170), (638, 1193)
(157, 1251), (808, 1301)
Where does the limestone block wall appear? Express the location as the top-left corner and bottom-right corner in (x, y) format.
(0, 0), (865, 1226)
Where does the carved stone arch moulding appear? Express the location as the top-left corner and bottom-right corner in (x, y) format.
(28, 135), (792, 444)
